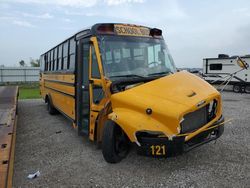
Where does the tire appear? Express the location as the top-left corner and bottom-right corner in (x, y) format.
(47, 98), (57, 115)
(233, 85), (240, 93)
(245, 85), (250, 94)
(102, 120), (130, 163)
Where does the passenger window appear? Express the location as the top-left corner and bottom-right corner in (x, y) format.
(63, 41), (69, 70)
(69, 38), (75, 71)
(51, 51), (54, 70)
(54, 47), (58, 70)
(48, 52), (51, 71)
(52, 49), (56, 71)
(69, 54), (75, 70)
(44, 54), (48, 71)
(40, 55), (44, 71)
(58, 45), (62, 70)
(91, 45), (101, 79)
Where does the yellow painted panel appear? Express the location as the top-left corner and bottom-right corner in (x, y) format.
(43, 74), (75, 84)
(109, 71), (223, 142)
(44, 81), (75, 96)
(45, 87), (75, 120)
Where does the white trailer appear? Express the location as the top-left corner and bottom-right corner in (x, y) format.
(202, 54), (250, 93)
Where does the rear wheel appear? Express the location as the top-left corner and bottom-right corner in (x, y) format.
(102, 120), (130, 163)
(245, 85), (250, 94)
(233, 85), (240, 93)
(47, 98), (57, 115)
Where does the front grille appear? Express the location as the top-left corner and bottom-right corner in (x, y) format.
(180, 100), (218, 134)
(180, 105), (208, 134)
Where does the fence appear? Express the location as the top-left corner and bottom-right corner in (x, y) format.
(0, 67), (40, 83)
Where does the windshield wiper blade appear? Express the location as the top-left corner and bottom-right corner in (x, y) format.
(147, 71), (173, 76)
(109, 74), (145, 78)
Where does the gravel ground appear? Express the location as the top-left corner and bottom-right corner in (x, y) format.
(13, 92), (250, 188)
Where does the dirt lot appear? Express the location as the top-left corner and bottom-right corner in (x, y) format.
(13, 92), (250, 188)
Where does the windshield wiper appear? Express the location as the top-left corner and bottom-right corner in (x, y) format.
(109, 74), (146, 79)
(147, 71), (173, 77)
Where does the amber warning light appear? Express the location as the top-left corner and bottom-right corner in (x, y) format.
(97, 24), (114, 34)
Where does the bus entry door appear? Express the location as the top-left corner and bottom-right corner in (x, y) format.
(88, 38), (106, 141)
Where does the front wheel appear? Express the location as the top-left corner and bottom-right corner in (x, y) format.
(102, 120), (130, 163)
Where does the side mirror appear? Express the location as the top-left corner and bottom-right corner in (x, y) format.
(236, 56), (248, 69)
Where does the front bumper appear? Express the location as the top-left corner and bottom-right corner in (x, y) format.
(136, 116), (225, 157)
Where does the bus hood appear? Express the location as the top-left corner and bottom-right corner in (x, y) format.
(111, 71), (220, 108)
(110, 71), (221, 135)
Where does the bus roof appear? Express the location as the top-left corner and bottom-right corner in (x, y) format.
(41, 23), (162, 56)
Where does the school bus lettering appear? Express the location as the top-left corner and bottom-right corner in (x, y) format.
(114, 24), (150, 37)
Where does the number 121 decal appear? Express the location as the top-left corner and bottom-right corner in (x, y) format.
(150, 145), (166, 156)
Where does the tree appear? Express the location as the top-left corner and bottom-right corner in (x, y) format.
(19, 60), (25, 67)
(30, 58), (40, 67)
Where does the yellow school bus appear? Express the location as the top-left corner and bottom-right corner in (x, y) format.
(40, 23), (225, 163)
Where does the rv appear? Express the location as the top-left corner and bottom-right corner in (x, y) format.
(202, 54), (250, 93)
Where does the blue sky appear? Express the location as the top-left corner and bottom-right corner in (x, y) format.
(0, 0), (250, 68)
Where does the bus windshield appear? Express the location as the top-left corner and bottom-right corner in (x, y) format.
(98, 36), (176, 80)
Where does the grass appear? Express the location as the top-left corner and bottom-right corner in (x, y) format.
(18, 83), (41, 99)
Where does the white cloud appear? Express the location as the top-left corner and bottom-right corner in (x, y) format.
(233, 7), (250, 17)
(64, 10), (99, 17)
(8, 0), (98, 7)
(62, 18), (73, 22)
(104, 0), (144, 6)
(0, 16), (35, 28)
(98, 0), (187, 24)
(13, 20), (35, 27)
(0, 16), (14, 20)
(23, 12), (53, 19)
(7, 0), (145, 7)
(38, 13), (53, 19)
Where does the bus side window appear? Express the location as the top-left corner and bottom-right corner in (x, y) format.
(40, 55), (44, 71)
(63, 41), (69, 70)
(52, 49), (55, 71)
(50, 50), (54, 71)
(48, 51), (51, 71)
(45, 53), (48, 71)
(91, 45), (101, 79)
(54, 47), (58, 71)
(58, 45), (62, 70)
(69, 38), (75, 71)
